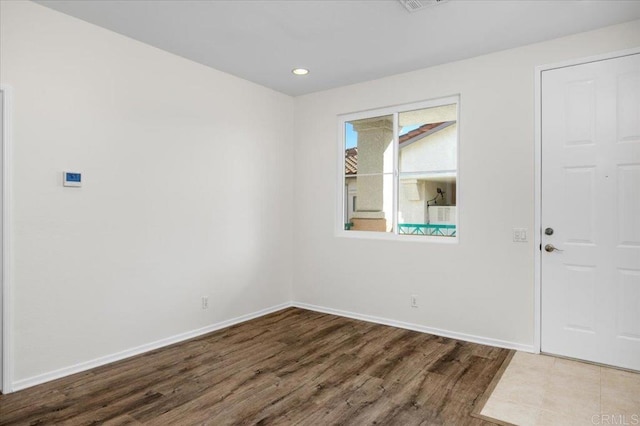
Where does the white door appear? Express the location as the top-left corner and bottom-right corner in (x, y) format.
(541, 53), (640, 371)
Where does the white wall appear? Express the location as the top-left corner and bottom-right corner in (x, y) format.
(0, 1), (293, 385)
(293, 20), (640, 349)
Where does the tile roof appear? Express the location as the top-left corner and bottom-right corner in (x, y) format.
(345, 147), (358, 175)
(399, 122), (444, 144)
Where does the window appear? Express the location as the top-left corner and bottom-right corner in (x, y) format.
(339, 96), (459, 240)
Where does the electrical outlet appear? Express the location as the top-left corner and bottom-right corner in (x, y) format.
(513, 228), (528, 242)
(411, 294), (418, 308)
(202, 296), (208, 310)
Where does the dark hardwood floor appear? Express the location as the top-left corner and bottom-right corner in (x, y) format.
(0, 308), (510, 425)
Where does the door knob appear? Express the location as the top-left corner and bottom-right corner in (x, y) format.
(545, 244), (563, 253)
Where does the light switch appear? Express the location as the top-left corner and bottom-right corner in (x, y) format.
(513, 228), (528, 242)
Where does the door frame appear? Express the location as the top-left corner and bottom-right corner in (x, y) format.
(534, 47), (640, 355)
(0, 84), (12, 393)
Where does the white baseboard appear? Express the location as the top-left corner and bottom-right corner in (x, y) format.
(292, 301), (535, 353)
(12, 302), (293, 392)
(12, 300), (534, 392)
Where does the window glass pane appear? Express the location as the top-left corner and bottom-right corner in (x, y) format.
(398, 176), (457, 237)
(398, 104), (457, 174)
(345, 114), (394, 175)
(344, 174), (393, 232)
(397, 104), (457, 237)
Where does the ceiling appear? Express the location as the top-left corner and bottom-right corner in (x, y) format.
(36, 0), (640, 96)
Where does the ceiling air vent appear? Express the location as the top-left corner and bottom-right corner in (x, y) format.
(399, 0), (450, 13)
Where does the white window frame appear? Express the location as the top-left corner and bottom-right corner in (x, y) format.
(336, 95), (460, 243)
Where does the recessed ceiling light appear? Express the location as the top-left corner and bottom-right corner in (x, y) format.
(292, 68), (309, 76)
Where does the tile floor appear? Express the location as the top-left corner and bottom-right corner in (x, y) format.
(480, 352), (640, 426)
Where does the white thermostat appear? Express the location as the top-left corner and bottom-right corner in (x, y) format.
(63, 171), (82, 187)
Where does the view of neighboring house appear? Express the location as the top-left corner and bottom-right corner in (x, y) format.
(345, 110), (457, 236)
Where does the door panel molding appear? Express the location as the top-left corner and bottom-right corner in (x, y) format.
(534, 47), (640, 359)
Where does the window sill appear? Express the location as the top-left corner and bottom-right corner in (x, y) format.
(335, 230), (459, 244)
